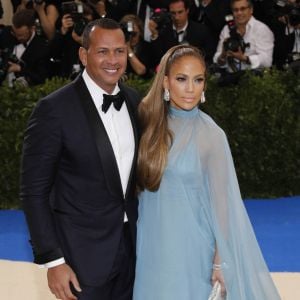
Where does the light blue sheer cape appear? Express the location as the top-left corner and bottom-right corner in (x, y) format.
(133, 106), (280, 300)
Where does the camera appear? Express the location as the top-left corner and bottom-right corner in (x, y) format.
(61, 1), (88, 36)
(150, 8), (172, 32)
(0, 48), (20, 84)
(223, 15), (250, 52)
(120, 21), (135, 42)
(271, 0), (300, 26)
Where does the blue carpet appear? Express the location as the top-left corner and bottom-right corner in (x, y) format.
(0, 196), (299, 271)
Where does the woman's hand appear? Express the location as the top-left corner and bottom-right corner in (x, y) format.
(211, 269), (226, 298)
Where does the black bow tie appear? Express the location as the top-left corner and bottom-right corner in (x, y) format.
(102, 91), (125, 113)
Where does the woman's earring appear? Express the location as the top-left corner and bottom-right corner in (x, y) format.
(200, 91), (206, 103)
(163, 89), (170, 102)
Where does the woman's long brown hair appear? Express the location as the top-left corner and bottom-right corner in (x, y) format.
(137, 45), (206, 192)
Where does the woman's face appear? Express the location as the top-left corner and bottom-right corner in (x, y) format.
(163, 55), (205, 111)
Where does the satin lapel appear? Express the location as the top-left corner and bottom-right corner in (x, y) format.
(74, 76), (123, 198)
(120, 84), (139, 200)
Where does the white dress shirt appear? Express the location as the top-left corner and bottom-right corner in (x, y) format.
(82, 70), (135, 197)
(285, 27), (300, 54)
(173, 22), (188, 43)
(213, 16), (274, 71)
(41, 70), (135, 268)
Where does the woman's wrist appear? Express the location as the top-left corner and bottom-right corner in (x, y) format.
(212, 263), (222, 270)
(128, 52), (135, 59)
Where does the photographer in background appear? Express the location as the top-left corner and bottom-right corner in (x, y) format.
(214, 0), (274, 74)
(271, 0), (300, 71)
(0, 8), (49, 86)
(15, 0), (59, 40)
(148, 0), (215, 68)
(49, 1), (94, 78)
(120, 14), (154, 78)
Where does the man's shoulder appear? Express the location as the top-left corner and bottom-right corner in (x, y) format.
(30, 34), (49, 47)
(187, 21), (210, 36)
(249, 16), (272, 32)
(119, 82), (141, 104)
(40, 79), (77, 106)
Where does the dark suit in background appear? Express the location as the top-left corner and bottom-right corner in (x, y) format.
(150, 20), (216, 67)
(0, 25), (49, 85)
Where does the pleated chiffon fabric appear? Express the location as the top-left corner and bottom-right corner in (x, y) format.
(133, 106), (280, 300)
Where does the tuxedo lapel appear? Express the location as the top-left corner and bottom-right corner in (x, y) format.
(119, 83), (139, 200)
(74, 76), (123, 199)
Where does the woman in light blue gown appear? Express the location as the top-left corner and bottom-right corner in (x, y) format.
(133, 45), (281, 300)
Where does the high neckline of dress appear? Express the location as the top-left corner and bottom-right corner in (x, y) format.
(169, 105), (199, 118)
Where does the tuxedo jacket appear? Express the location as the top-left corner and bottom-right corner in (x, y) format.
(0, 26), (49, 85)
(150, 20), (216, 67)
(20, 75), (141, 286)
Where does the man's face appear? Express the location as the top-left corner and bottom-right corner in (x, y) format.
(12, 25), (33, 44)
(169, 1), (189, 30)
(232, 0), (253, 26)
(79, 27), (127, 94)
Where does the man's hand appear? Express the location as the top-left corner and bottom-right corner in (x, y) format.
(47, 263), (82, 300)
(227, 46), (248, 63)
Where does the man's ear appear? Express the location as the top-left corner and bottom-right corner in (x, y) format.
(79, 47), (87, 67)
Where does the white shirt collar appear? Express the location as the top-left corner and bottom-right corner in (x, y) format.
(173, 21), (188, 33)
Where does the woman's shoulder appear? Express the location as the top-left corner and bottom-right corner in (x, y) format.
(197, 110), (229, 149)
(198, 110), (225, 134)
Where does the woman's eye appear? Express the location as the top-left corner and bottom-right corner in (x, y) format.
(176, 77), (186, 82)
(195, 78), (204, 83)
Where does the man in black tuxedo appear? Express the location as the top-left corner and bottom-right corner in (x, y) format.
(0, 9), (49, 86)
(20, 18), (140, 300)
(148, 0), (216, 67)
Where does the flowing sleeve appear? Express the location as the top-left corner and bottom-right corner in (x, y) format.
(204, 128), (281, 300)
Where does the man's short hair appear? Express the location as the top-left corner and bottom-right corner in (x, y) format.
(12, 9), (36, 28)
(82, 18), (123, 50)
